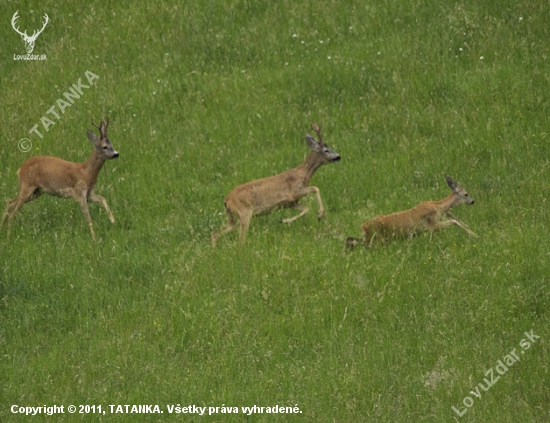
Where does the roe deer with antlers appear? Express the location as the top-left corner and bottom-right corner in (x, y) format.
(1, 118), (118, 240)
(211, 124), (341, 245)
(346, 175), (477, 249)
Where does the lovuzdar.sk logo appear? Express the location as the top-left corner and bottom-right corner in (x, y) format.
(12, 10), (49, 60)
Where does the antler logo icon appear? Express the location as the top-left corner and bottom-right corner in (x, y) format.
(11, 11), (49, 54)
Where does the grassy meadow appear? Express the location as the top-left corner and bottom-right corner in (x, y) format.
(1, 0), (549, 421)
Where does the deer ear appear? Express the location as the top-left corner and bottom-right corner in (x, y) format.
(305, 134), (320, 150)
(87, 130), (98, 143)
(446, 175), (457, 190)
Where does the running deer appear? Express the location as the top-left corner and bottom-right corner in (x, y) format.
(1, 118), (118, 240)
(346, 175), (477, 249)
(211, 124), (341, 245)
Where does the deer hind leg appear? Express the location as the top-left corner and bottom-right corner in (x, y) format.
(281, 203), (309, 224)
(345, 237), (362, 250)
(2, 186), (41, 235)
(238, 209), (253, 243)
(2, 198), (20, 235)
(211, 209), (237, 246)
(1, 199), (17, 228)
(88, 192), (115, 223)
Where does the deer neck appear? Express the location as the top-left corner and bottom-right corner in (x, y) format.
(82, 149), (106, 185)
(435, 192), (460, 213)
(296, 151), (324, 185)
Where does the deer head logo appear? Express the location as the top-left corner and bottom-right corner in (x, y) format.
(11, 11), (49, 54)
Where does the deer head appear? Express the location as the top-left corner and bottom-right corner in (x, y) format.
(306, 124), (341, 163)
(88, 118), (119, 160)
(446, 175), (474, 206)
(11, 11), (49, 54)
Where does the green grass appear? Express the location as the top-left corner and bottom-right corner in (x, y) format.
(1, 0), (549, 421)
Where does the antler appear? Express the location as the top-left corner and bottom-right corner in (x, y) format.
(28, 14), (49, 41)
(91, 118), (101, 130)
(311, 124), (324, 145)
(11, 11), (28, 38)
(102, 118), (109, 136)
(91, 118), (108, 137)
(11, 11), (49, 41)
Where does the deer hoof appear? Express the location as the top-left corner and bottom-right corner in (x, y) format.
(345, 237), (359, 249)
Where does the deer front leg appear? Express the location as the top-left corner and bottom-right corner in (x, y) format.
(294, 186), (325, 219)
(89, 192), (115, 223)
(361, 221), (382, 248)
(282, 203), (309, 224)
(435, 219), (478, 237)
(446, 211), (477, 236)
(451, 219), (478, 237)
(77, 194), (96, 240)
(446, 211), (459, 220)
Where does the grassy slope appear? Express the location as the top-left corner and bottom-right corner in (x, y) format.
(0, 0), (549, 421)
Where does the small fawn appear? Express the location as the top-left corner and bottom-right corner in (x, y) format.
(346, 175), (477, 248)
(1, 118), (118, 240)
(212, 124), (340, 245)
